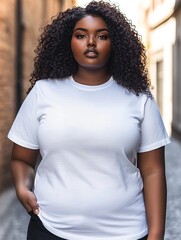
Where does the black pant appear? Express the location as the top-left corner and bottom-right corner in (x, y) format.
(139, 235), (148, 240)
(27, 212), (65, 240)
(27, 211), (148, 240)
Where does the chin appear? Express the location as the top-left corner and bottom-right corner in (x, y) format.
(81, 64), (107, 70)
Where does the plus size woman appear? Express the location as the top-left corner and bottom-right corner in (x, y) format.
(8, 1), (170, 240)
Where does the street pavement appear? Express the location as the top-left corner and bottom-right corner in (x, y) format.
(164, 137), (181, 239)
(0, 137), (181, 240)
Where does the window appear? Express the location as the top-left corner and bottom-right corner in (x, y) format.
(58, 0), (64, 11)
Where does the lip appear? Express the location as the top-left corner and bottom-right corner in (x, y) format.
(84, 48), (98, 58)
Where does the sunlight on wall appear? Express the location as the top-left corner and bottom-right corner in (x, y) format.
(149, 17), (176, 135)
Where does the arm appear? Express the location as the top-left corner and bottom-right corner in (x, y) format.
(11, 143), (40, 214)
(137, 147), (167, 240)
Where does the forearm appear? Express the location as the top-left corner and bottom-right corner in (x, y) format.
(143, 170), (167, 240)
(10, 144), (39, 212)
(11, 159), (35, 195)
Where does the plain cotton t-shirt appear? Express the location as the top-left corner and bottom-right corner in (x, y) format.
(8, 76), (170, 240)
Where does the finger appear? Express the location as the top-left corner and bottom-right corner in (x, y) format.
(27, 204), (39, 215)
(33, 208), (39, 215)
(27, 198), (39, 214)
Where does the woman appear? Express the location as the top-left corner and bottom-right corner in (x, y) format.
(8, 1), (170, 240)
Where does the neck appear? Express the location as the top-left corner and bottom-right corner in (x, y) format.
(73, 68), (111, 86)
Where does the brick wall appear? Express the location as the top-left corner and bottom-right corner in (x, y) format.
(0, 0), (16, 192)
(0, 0), (75, 194)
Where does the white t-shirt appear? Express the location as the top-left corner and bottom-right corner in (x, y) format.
(8, 76), (170, 240)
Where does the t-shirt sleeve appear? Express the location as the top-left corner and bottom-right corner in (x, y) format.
(8, 85), (39, 149)
(138, 96), (170, 153)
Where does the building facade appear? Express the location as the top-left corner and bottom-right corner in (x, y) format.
(138, 0), (181, 137)
(0, 0), (75, 193)
(0, 0), (16, 192)
(172, 0), (181, 138)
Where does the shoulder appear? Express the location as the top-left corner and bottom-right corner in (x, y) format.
(113, 80), (151, 102)
(35, 78), (57, 88)
(33, 77), (69, 92)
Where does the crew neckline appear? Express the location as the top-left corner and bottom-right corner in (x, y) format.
(68, 76), (114, 91)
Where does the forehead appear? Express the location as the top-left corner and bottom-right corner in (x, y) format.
(74, 15), (108, 30)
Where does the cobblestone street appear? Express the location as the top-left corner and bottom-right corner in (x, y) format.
(0, 138), (181, 240)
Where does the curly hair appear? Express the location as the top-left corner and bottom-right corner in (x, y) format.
(28, 0), (151, 96)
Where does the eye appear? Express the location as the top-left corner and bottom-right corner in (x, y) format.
(75, 34), (87, 39)
(97, 35), (109, 40)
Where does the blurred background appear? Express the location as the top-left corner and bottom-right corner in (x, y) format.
(0, 0), (181, 239)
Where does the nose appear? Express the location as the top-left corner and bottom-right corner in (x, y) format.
(87, 35), (96, 47)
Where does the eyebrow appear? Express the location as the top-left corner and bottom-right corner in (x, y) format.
(74, 28), (109, 33)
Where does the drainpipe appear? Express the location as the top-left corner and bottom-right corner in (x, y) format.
(15, 0), (23, 112)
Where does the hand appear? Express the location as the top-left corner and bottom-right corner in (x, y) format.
(16, 188), (39, 215)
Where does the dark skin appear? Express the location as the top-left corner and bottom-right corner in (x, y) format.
(11, 16), (167, 240)
(71, 15), (112, 85)
(11, 145), (39, 214)
(138, 147), (167, 240)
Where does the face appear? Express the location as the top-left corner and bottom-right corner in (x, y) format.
(71, 15), (112, 70)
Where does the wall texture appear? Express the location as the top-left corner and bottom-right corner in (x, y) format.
(0, 0), (75, 193)
(0, 0), (16, 192)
